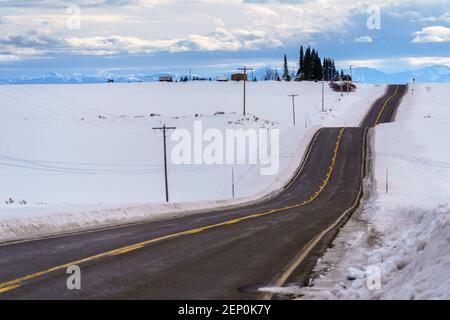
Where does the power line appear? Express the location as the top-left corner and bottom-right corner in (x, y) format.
(152, 124), (176, 202)
(322, 79), (325, 112)
(237, 66), (253, 116)
(288, 94), (299, 126)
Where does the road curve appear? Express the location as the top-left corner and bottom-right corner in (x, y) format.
(0, 85), (407, 299)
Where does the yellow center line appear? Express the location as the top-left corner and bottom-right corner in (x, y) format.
(0, 129), (346, 295)
(0, 285), (20, 294)
(374, 85), (399, 125)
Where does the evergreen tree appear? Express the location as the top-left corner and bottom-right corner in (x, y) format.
(283, 54), (291, 81)
(323, 57), (336, 81)
(333, 61), (338, 78)
(313, 52), (323, 80)
(303, 47), (314, 80)
(324, 58), (332, 81)
(297, 45), (304, 76)
(295, 44), (344, 81)
(274, 69), (280, 81)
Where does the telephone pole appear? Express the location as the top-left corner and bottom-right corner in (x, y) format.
(231, 167), (235, 198)
(386, 168), (389, 194)
(347, 65), (354, 95)
(349, 65), (354, 82)
(288, 94), (299, 126)
(152, 124), (176, 202)
(346, 76), (349, 95)
(237, 66), (253, 116)
(321, 80), (325, 112)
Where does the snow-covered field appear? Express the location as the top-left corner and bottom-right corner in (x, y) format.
(0, 81), (384, 241)
(289, 83), (450, 300)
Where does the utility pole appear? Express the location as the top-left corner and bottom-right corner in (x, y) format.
(321, 79), (325, 112)
(349, 65), (354, 82)
(231, 167), (235, 198)
(346, 80), (349, 95)
(238, 66), (253, 116)
(386, 168), (389, 194)
(288, 94), (299, 126)
(152, 124), (176, 202)
(345, 65), (353, 95)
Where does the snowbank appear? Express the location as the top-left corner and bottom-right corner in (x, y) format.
(0, 82), (384, 241)
(292, 83), (450, 300)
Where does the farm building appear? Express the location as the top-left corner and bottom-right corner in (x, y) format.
(159, 75), (173, 82)
(231, 73), (247, 81)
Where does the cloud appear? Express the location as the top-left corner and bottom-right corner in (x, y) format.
(419, 13), (450, 23)
(5, 13), (129, 26)
(353, 36), (373, 43)
(0, 54), (19, 61)
(0, 0), (230, 9)
(403, 56), (450, 67)
(66, 27), (282, 54)
(2, 0), (449, 65)
(0, 27), (283, 58)
(245, 4), (279, 17)
(412, 26), (450, 43)
(339, 56), (450, 70)
(0, 33), (61, 49)
(0, 0), (141, 8)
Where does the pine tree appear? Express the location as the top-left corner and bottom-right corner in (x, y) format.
(323, 57), (335, 81)
(313, 52), (323, 80)
(297, 46), (304, 76)
(283, 54), (291, 81)
(303, 47), (313, 80)
(332, 60), (338, 78)
(295, 44), (345, 81)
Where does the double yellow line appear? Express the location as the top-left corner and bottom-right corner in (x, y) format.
(0, 129), (346, 296)
(374, 85), (399, 125)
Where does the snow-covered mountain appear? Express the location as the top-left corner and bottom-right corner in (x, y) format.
(0, 71), (177, 84)
(352, 65), (450, 84)
(1, 65), (450, 84)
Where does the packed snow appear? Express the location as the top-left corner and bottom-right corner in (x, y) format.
(0, 81), (385, 241)
(277, 83), (450, 300)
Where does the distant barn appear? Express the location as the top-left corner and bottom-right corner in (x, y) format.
(159, 76), (173, 82)
(231, 73), (247, 81)
(216, 76), (228, 82)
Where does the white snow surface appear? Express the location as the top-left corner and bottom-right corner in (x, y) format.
(288, 83), (450, 300)
(0, 81), (384, 241)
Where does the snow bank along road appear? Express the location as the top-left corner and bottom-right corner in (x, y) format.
(0, 85), (407, 299)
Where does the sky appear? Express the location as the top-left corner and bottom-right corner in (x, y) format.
(0, 0), (450, 78)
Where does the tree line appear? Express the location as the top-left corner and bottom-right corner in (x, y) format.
(264, 45), (349, 82)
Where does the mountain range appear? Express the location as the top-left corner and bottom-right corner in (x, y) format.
(351, 65), (450, 84)
(1, 65), (449, 84)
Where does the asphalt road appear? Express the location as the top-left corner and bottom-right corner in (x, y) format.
(0, 84), (407, 300)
